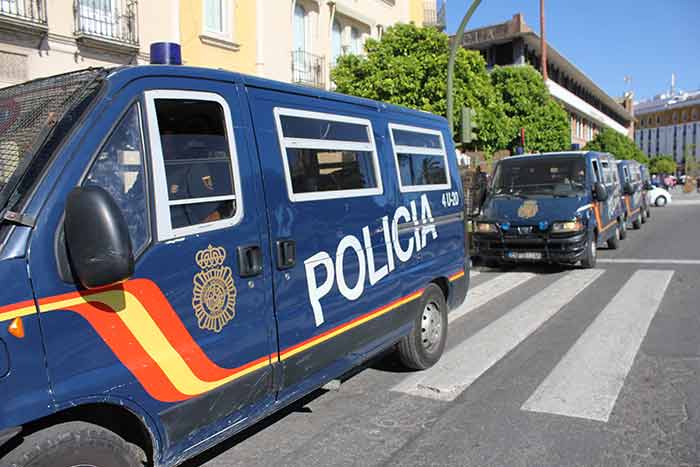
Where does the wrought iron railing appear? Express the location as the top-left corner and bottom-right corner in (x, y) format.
(74, 0), (138, 46)
(291, 50), (325, 89)
(0, 0), (47, 25)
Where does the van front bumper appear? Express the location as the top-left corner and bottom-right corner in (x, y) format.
(473, 230), (587, 264)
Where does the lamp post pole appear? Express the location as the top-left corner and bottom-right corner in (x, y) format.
(447, 0), (482, 136)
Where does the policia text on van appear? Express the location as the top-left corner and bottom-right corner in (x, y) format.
(0, 65), (467, 466)
(473, 151), (625, 268)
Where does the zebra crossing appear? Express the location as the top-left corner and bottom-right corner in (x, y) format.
(392, 267), (675, 422)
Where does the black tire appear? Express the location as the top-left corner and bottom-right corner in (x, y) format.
(397, 284), (448, 370)
(632, 214), (642, 230)
(3, 421), (146, 467)
(640, 208), (647, 224)
(646, 207), (651, 219)
(655, 196), (667, 207)
(607, 223), (621, 250)
(619, 217), (627, 240)
(581, 230), (597, 269)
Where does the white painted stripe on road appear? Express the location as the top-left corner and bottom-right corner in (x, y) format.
(598, 258), (700, 265)
(393, 269), (604, 401)
(521, 269), (674, 422)
(449, 272), (535, 324)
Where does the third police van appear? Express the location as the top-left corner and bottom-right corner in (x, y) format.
(0, 45), (467, 466)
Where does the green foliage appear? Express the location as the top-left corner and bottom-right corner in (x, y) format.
(648, 156), (676, 175)
(490, 65), (570, 153)
(331, 23), (511, 154)
(584, 127), (649, 164)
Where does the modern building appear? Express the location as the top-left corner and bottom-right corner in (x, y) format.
(0, 0), (177, 88)
(455, 14), (634, 147)
(634, 90), (700, 165)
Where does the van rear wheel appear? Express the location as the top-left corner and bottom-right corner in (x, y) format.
(3, 421), (146, 467)
(397, 284), (447, 370)
(607, 223), (621, 249)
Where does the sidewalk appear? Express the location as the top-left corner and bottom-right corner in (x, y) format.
(666, 186), (700, 205)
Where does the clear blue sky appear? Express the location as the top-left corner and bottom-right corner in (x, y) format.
(446, 0), (700, 103)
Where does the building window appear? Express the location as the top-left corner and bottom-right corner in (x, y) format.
(293, 3), (307, 52)
(672, 112), (678, 123)
(656, 115), (660, 125)
(331, 19), (342, 66)
(350, 26), (361, 55)
(682, 110), (688, 122)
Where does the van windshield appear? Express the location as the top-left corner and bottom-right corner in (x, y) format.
(0, 68), (105, 212)
(492, 156), (587, 197)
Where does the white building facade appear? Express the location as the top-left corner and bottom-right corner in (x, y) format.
(634, 91), (700, 164)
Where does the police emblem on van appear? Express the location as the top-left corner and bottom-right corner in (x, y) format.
(193, 244), (237, 332)
(517, 200), (539, 219)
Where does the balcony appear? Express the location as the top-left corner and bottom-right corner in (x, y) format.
(291, 50), (325, 89)
(74, 0), (139, 53)
(0, 0), (47, 36)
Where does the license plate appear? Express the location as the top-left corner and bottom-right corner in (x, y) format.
(507, 251), (542, 260)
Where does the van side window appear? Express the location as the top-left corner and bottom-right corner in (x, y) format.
(591, 160), (602, 183)
(274, 108), (382, 202)
(623, 166), (630, 182)
(145, 90), (243, 240)
(389, 123), (450, 191)
(601, 160), (612, 184)
(84, 103), (150, 254)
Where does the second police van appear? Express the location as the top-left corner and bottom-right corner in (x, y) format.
(0, 50), (468, 466)
(473, 151), (625, 268)
(616, 159), (651, 228)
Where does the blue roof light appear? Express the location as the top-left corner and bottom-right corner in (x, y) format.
(150, 42), (182, 65)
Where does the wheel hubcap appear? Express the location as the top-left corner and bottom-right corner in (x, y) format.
(421, 301), (442, 353)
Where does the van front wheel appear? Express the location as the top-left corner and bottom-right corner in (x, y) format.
(397, 284), (448, 370)
(3, 421), (146, 467)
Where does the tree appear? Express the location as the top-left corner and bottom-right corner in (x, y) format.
(648, 156), (676, 175)
(331, 23), (512, 154)
(490, 65), (570, 153)
(584, 127), (649, 164)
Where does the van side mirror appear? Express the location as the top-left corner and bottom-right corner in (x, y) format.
(64, 186), (134, 289)
(623, 181), (634, 195)
(593, 182), (608, 201)
(643, 181), (653, 191)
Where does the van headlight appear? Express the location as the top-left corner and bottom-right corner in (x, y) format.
(476, 222), (498, 234)
(551, 219), (584, 233)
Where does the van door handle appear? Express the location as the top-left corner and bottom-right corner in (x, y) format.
(276, 239), (296, 270)
(237, 245), (263, 277)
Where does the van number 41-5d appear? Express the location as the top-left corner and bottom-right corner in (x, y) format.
(442, 191), (459, 208)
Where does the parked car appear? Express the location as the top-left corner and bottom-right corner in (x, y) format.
(0, 54), (468, 466)
(473, 151), (625, 269)
(648, 186), (673, 207)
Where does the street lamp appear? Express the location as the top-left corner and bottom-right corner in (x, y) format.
(447, 0), (482, 136)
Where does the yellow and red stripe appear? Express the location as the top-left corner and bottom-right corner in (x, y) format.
(0, 270), (464, 402)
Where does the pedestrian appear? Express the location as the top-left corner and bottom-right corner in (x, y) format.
(696, 176), (700, 193)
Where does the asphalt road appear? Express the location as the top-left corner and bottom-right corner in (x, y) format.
(185, 197), (700, 467)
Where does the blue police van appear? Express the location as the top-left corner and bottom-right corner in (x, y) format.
(0, 61), (467, 466)
(616, 159), (647, 231)
(473, 151), (624, 268)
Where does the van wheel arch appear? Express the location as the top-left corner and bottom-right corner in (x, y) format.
(431, 277), (449, 302)
(2, 403), (157, 466)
